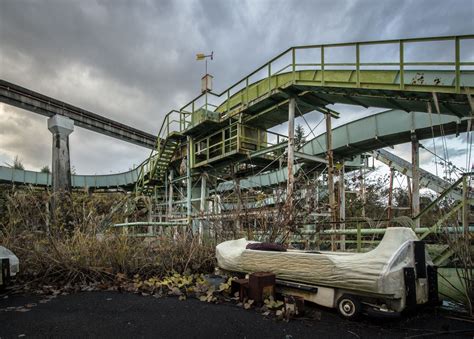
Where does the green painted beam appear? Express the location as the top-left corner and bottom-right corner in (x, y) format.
(213, 69), (473, 130)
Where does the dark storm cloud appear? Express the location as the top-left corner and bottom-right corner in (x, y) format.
(0, 0), (473, 173)
(0, 0), (200, 126)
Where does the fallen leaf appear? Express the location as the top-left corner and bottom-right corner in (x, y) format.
(16, 308), (31, 313)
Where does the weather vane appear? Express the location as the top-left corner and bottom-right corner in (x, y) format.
(196, 51), (214, 93)
(196, 51), (213, 75)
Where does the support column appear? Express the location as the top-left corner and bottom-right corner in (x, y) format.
(147, 197), (153, 236)
(462, 175), (469, 235)
(48, 115), (74, 230)
(123, 199), (129, 235)
(325, 112), (336, 250)
(236, 176), (242, 233)
(388, 168), (394, 226)
(168, 169), (174, 220)
(287, 97), (296, 209)
(231, 165), (242, 235)
(411, 134), (420, 227)
(214, 194), (222, 239)
(186, 136), (192, 227)
(407, 176), (412, 212)
(48, 115), (74, 193)
(199, 172), (207, 241)
(164, 168), (168, 218)
(338, 162), (345, 251)
(359, 167), (366, 218)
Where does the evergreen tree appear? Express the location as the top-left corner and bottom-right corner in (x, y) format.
(295, 124), (306, 149)
(40, 165), (50, 173)
(13, 155), (24, 170)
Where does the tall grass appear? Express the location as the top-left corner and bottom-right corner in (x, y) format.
(0, 187), (215, 289)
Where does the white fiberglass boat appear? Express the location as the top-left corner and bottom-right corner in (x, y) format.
(216, 227), (438, 318)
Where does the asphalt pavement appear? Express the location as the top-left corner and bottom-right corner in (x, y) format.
(0, 292), (472, 338)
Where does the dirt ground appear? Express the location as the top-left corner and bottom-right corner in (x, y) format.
(0, 291), (473, 338)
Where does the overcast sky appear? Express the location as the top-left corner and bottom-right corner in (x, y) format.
(0, 0), (473, 175)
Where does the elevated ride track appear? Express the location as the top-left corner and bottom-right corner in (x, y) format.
(0, 79), (158, 149)
(0, 109), (468, 192)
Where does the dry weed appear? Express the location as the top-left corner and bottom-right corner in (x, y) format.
(0, 187), (215, 292)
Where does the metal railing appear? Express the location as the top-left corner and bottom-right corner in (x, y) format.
(192, 122), (287, 167)
(180, 34), (473, 121)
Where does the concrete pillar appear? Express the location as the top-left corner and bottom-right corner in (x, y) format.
(48, 115), (74, 193)
(287, 97), (296, 209)
(411, 134), (420, 227)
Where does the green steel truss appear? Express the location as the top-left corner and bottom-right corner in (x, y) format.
(134, 34), (473, 194)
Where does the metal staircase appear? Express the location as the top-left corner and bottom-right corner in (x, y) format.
(135, 135), (180, 195)
(411, 172), (473, 265)
(134, 107), (188, 196)
(149, 136), (180, 184)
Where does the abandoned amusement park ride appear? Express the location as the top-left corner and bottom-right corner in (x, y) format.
(0, 34), (473, 318)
